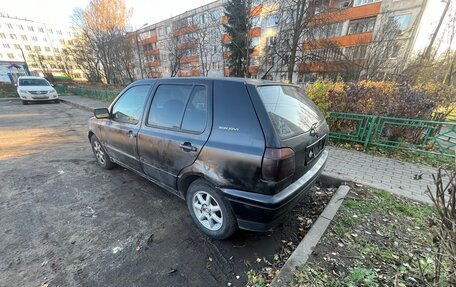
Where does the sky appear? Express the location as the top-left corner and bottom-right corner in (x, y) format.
(0, 0), (214, 29)
(0, 0), (454, 54)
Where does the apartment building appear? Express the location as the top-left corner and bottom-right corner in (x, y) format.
(0, 13), (83, 83)
(135, 0), (429, 83)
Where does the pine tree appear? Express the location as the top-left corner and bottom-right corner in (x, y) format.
(223, 0), (251, 77)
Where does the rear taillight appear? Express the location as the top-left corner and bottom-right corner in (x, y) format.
(262, 148), (295, 182)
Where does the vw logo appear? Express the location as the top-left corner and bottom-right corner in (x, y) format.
(309, 123), (319, 138)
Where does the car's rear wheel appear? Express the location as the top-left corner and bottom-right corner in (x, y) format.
(187, 179), (237, 239)
(22, 100), (28, 105)
(90, 135), (116, 169)
(54, 99), (60, 104)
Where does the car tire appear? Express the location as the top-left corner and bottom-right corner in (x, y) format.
(90, 135), (116, 170)
(22, 100), (28, 105)
(54, 99), (60, 104)
(187, 179), (237, 240)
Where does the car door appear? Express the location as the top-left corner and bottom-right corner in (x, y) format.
(103, 84), (151, 172)
(137, 80), (212, 189)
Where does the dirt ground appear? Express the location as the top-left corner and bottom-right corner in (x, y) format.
(0, 100), (332, 287)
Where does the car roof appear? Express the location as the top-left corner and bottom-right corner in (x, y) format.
(18, 76), (47, 80)
(131, 77), (285, 86)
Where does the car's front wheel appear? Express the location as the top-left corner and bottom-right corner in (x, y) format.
(22, 100), (28, 105)
(90, 135), (116, 169)
(54, 99), (60, 104)
(187, 179), (237, 239)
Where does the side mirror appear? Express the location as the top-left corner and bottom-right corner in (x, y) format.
(94, 108), (110, 119)
(14, 83), (17, 87)
(50, 83), (54, 87)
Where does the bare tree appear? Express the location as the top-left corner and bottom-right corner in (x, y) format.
(29, 49), (54, 81)
(166, 32), (188, 77)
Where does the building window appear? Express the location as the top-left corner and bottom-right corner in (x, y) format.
(211, 9), (222, 20)
(251, 0), (262, 6)
(348, 17), (376, 34)
(3, 43), (10, 48)
(353, 0), (381, 7)
(21, 35), (28, 41)
(212, 61), (220, 70)
(34, 46), (41, 51)
(45, 47), (51, 52)
(267, 14), (279, 27)
(199, 13), (207, 24)
(313, 21), (344, 39)
(10, 34), (17, 39)
(48, 29), (53, 34)
(388, 14), (411, 32)
(0, 33), (5, 39)
(54, 48), (59, 52)
(7, 23), (13, 29)
(57, 30), (62, 35)
(25, 45), (31, 51)
(38, 27), (44, 33)
(7, 53), (14, 59)
(14, 44), (20, 50)
(17, 24), (23, 30)
(266, 36), (276, 46)
(28, 26), (34, 32)
(251, 16), (261, 27)
(383, 42), (402, 58)
(251, 37), (260, 47)
(166, 26), (171, 34)
(32, 36), (38, 41)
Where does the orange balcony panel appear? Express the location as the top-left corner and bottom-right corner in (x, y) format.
(222, 16), (228, 25)
(311, 2), (381, 25)
(146, 61), (161, 67)
(191, 69), (200, 76)
(251, 47), (260, 57)
(299, 59), (365, 73)
(149, 72), (162, 78)
(142, 36), (157, 44)
(224, 67), (230, 75)
(144, 49), (160, 55)
(303, 32), (373, 49)
(250, 5), (262, 16)
(180, 55), (199, 64)
(248, 66), (258, 74)
(223, 51), (231, 58)
(174, 25), (197, 36)
(223, 34), (232, 43)
(250, 27), (261, 37)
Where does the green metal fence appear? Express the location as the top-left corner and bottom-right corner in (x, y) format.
(56, 86), (120, 102)
(327, 112), (456, 157)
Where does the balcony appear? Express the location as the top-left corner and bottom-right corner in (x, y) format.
(142, 36), (157, 44)
(180, 55), (199, 64)
(146, 60), (161, 67)
(303, 32), (373, 49)
(250, 27), (261, 37)
(144, 49), (160, 55)
(299, 59), (365, 73)
(311, 2), (381, 24)
(173, 25), (197, 37)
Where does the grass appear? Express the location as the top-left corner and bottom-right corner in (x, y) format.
(291, 188), (444, 287)
(330, 139), (454, 169)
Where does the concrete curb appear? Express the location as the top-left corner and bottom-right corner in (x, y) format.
(59, 98), (93, 112)
(0, 97), (20, 101)
(270, 185), (350, 287)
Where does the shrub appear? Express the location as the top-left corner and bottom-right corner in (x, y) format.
(306, 80), (455, 121)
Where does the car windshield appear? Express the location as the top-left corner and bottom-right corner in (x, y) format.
(257, 85), (323, 140)
(19, 78), (50, 86)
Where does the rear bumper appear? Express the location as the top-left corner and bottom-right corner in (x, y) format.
(221, 150), (328, 232)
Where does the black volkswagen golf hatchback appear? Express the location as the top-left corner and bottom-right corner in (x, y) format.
(88, 77), (329, 239)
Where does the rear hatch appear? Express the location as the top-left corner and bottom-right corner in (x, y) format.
(256, 85), (329, 181)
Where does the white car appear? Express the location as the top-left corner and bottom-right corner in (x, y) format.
(16, 76), (59, 105)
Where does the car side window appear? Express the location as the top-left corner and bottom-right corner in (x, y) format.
(111, 85), (150, 125)
(148, 85), (193, 128)
(181, 86), (207, 133)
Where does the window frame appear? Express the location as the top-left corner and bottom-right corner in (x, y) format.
(110, 84), (152, 125)
(145, 84), (209, 135)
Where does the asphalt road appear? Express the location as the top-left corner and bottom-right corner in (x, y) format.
(0, 100), (300, 287)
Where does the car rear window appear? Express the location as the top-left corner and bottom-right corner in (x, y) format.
(257, 85), (323, 139)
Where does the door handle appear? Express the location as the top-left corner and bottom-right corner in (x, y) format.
(179, 142), (197, 152)
(128, 130), (137, 139)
